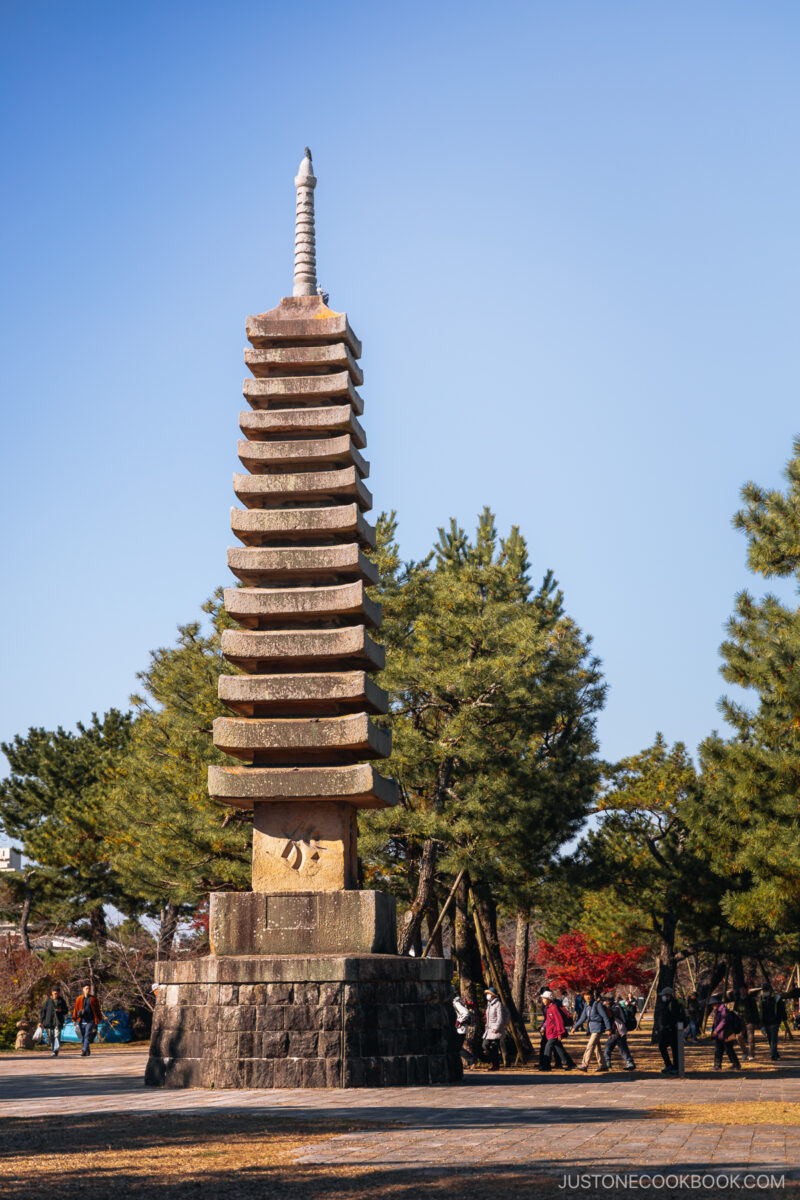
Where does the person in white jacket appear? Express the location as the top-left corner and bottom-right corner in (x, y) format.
(482, 987), (509, 1071)
(452, 994), (477, 1068)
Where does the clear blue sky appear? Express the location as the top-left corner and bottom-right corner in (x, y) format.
(2, 1), (799, 782)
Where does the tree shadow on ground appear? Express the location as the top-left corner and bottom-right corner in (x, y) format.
(4, 1114), (800, 1200)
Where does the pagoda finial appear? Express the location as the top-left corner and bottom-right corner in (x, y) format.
(293, 148), (317, 297)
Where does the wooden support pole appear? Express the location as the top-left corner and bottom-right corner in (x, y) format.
(470, 889), (527, 1066)
(421, 868), (465, 959)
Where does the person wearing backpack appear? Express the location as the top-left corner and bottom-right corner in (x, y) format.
(573, 990), (610, 1072)
(604, 994), (636, 1071)
(654, 986), (685, 1076)
(453, 993), (477, 1069)
(712, 990), (742, 1071)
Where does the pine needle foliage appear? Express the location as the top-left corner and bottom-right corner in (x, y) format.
(101, 590), (251, 911)
(361, 508), (606, 910)
(698, 438), (800, 931)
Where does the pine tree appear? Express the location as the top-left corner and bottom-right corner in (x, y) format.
(581, 735), (720, 989)
(698, 438), (800, 933)
(362, 508), (605, 1047)
(0, 709), (134, 942)
(101, 590), (251, 949)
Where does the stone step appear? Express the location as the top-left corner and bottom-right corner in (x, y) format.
(224, 582), (381, 629)
(237, 435), (368, 478)
(233, 467), (371, 511)
(218, 670), (388, 716)
(243, 372), (363, 415)
(239, 404), (366, 448)
(227, 544), (378, 587)
(245, 343), (363, 386)
(230, 504), (376, 548)
(246, 299), (362, 358)
(208, 761), (397, 809)
(212, 713), (391, 764)
(221, 625), (385, 672)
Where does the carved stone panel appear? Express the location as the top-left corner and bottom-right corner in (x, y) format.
(252, 800), (357, 891)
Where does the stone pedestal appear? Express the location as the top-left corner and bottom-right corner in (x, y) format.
(209, 890), (397, 957)
(145, 954), (463, 1089)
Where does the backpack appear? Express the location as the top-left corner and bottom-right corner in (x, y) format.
(726, 1009), (743, 1037)
(623, 1004), (638, 1031)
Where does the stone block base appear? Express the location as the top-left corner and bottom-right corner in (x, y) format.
(209, 890), (397, 957)
(145, 954), (462, 1089)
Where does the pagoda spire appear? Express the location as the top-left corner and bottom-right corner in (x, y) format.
(293, 147), (317, 297)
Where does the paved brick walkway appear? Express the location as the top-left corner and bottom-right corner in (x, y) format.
(2, 1047), (800, 1178)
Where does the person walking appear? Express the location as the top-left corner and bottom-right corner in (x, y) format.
(72, 983), (103, 1057)
(735, 986), (759, 1061)
(760, 988), (781, 1061)
(542, 990), (573, 1071)
(654, 986), (685, 1076)
(712, 991), (742, 1071)
(482, 987), (508, 1072)
(40, 987), (68, 1058)
(453, 994), (477, 1069)
(685, 993), (700, 1042)
(605, 994), (636, 1071)
(574, 990), (610, 1072)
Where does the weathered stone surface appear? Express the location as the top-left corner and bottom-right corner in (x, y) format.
(227, 545), (378, 587)
(218, 670), (388, 717)
(230, 504), (375, 548)
(212, 714), (391, 764)
(156, 954), (451, 986)
(223, 582), (381, 630)
(237, 435), (368, 477)
(209, 891), (397, 954)
(252, 799), (357, 890)
(243, 372), (364, 416)
(208, 762), (398, 810)
(220, 625), (385, 673)
(146, 952), (461, 1090)
(246, 295), (362, 357)
(244, 342), (363, 386)
(233, 467), (371, 510)
(239, 404), (366, 446)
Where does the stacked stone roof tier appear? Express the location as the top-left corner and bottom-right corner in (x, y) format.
(211, 293), (397, 841)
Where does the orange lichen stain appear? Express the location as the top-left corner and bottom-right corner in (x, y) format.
(313, 307), (342, 319)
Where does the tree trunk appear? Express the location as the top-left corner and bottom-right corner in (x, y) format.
(472, 882), (532, 1060)
(654, 910), (678, 991)
(730, 952), (745, 992)
(19, 882), (32, 952)
(157, 903), (180, 960)
(88, 905), (107, 947)
(424, 895), (444, 958)
(398, 839), (437, 955)
(511, 911), (530, 1019)
(454, 871), (482, 1061)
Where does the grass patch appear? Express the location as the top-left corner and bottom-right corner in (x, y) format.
(651, 1102), (800, 1126)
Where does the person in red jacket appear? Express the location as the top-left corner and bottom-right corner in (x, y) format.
(542, 990), (573, 1071)
(72, 985), (104, 1057)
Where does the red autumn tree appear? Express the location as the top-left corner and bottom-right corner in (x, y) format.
(535, 931), (653, 992)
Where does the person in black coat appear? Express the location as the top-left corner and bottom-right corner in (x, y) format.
(654, 986), (685, 1075)
(40, 987), (68, 1058)
(760, 989), (786, 1060)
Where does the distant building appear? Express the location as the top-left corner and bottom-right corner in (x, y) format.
(0, 848), (22, 872)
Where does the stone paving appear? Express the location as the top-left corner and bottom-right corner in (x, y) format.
(2, 1047), (800, 1178)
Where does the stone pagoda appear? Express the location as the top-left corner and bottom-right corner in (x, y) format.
(145, 151), (461, 1089)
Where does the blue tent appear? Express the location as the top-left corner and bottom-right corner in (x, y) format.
(50, 1010), (132, 1045)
